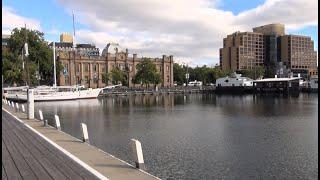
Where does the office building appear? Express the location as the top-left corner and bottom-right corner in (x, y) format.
(220, 24), (318, 77)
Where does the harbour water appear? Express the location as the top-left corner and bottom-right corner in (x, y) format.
(34, 93), (318, 179)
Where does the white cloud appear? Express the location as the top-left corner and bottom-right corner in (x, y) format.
(57, 0), (316, 66)
(4, 0), (317, 66)
(2, 6), (41, 34)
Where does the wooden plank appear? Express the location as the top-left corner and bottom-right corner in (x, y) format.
(7, 127), (54, 180)
(2, 139), (22, 180)
(3, 115), (69, 180)
(3, 113), (98, 179)
(2, 126), (38, 180)
(2, 162), (8, 180)
(10, 117), (99, 180)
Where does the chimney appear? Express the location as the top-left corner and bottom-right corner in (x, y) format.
(133, 54), (137, 59)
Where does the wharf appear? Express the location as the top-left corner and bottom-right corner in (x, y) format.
(100, 87), (216, 97)
(2, 104), (159, 180)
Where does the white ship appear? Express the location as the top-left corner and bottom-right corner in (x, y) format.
(3, 85), (118, 102)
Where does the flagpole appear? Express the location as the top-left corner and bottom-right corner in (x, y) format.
(53, 42), (57, 87)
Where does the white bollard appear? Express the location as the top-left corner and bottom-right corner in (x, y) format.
(15, 103), (19, 112)
(22, 104), (25, 112)
(27, 89), (34, 119)
(5, 99), (7, 104)
(54, 115), (61, 130)
(80, 123), (89, 143)
(11, 101), (15, 108)
(39, 110), (43, 121)
(130, 139), (145, 170)
(8, 101), (11, 107)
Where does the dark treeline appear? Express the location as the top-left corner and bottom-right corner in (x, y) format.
(173, 63), (265, 85)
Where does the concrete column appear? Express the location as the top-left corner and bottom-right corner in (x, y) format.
(27, 89), (34, 119)
(80, 123), (89, 143)
(130, 139), (145, 170)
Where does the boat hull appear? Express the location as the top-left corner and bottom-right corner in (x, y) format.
(5, 88), (102, 102)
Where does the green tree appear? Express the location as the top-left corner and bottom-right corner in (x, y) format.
(173, 63), (186, 85)
(102, 72), (110, 84)
(3, 27), (62, 86)
(110, 67), (125, 85)
(239, 66), (265, 79)
(133, 58), (162, 88)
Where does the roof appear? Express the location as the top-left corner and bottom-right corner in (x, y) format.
(253, 77), (301, 82)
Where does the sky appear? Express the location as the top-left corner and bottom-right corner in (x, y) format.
(2, 0), (318, 67)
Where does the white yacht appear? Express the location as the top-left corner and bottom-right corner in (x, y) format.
(3, 85), (118, 102)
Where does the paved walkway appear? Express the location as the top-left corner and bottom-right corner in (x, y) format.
(2, 104), (159, 180)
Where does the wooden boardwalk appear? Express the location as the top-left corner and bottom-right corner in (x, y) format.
(2, 104), (159, 180)
(2, 110), (100, 180)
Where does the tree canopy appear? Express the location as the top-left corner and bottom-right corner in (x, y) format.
(110, 67), (126, 85)
(2, 27), (62, 86)
(133, 58), (162, 87)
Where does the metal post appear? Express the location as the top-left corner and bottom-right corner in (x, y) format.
(39, 110), (43, 121)
(130, 139), (145, 170)
(27, 89), (34, 119)
(80, 123), (89, 143)
(54, 115), (61, 130)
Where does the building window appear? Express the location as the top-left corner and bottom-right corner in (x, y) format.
(77, 76), (81, 84)
(65, 77), (69, 85)
(167, 75), (170, 83)
(85, 76), (89, 83)
(101, 64), (106, 72)
(93, 64), (97, 72)
(76, 64), (80, 73)
(166, 65), (169, 71)
(85, 63), (89, 72)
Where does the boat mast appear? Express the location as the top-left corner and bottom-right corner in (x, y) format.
(53, 41), (57, 87)
(72, 10), (76, 87)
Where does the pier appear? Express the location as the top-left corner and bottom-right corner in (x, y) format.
(2, 102), (159, 180)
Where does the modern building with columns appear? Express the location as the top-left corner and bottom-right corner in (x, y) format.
(55, 50), (174, 88)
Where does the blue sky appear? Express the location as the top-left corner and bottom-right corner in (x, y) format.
(2, 0), (318, 66)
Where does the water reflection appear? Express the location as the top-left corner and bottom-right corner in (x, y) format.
(34, 93), (318, 179)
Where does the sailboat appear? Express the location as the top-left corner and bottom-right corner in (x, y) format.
(3, 12), (119, 102)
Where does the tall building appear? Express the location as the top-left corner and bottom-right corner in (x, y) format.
(56, 49), (174, 88)
(220, 23), (318, 77)
(60, 33), (73, 43)
(280, 35), (318, 77)
(219, 31), (264, 71)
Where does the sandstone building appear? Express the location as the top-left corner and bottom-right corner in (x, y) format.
(220, 24), (317, 77)
(55, 49), (174, 88)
